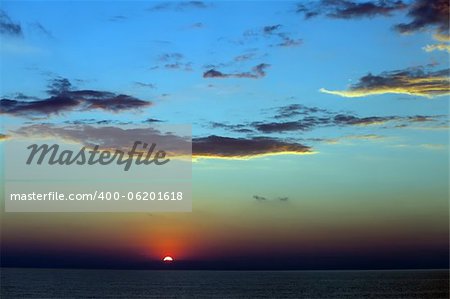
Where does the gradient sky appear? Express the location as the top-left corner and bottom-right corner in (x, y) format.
(0, 0), (449, 269)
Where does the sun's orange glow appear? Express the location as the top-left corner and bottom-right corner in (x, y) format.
(163, 256), (174, 262)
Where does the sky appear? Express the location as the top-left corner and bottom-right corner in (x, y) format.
(0, 0), (449, 270)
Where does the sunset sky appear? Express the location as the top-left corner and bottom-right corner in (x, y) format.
(1, 0), (449, 269)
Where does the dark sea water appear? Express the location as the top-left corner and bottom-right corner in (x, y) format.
(1, 268), (448, 298)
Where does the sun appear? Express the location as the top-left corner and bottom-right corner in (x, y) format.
(163, 256), (174, 262)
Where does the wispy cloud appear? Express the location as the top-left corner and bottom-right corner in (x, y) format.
(320, 67), (450, 98)
(203, 63), (270, 79)
(148, 1), (211, 12)
(423, 43), (450, 53)
(253, 195), (289, 202)
(208, 103), (444, 135)
(134, 82), (157, 89)
(151, 52), (193, 71)
(30, 22), (54, 39)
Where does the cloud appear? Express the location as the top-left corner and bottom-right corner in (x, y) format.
(433, 33), (450, 42)
(0, 133), (10, 141)
(423, 44), (450, 53)
(158, 53), (184, 62)
(1, 78), (152, 117)
(192, 135), (313, 159)
(148, 1), (210, 12)
(134, 82), (156, 89)
(151, 53), (193, 71)
(144, 118), (164, 123)
(320, 67), (450, 98)
(253, 195), (289, 202)
(12, 124), (191, 155)
(109, 15), (128, 22)
(276, 36), (303, 47)
(419, 143), (447, 150)
(253, 195), (267, 201)
(333, 114), (397, 126)
(274, 104), (328, 119)
(189, 22), (204, 29)
(31, 22), (54, 39)
(394, 0), (449, 36)
(408, 115), (439, 122)
(208, 103), (443, 135)
(253, 121), (315, 133)
(0, 10), (22, 37)
(209, 122), (254, 133)
(203, 63), (270, 79)
(230, 24), (302, 49)
(251, 114), (397, 133)
(263, 24), (282, 34)
(296, 0), (407, 19)
(234, 53), (257, 62)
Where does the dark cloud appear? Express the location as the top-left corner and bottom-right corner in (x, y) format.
(253, 121), (315, 133)
(63, 119), (132, 126)
(333, 114), (397, 125)
(164, 62), (193, 71)
(144, 118), (164, 123)
(192, 135), (312, 158)
(134, 82), (156, 89)
(296, 0), (407, 19)
(252, 114), (399, 134)
(0, 10), (22, 37)
(394, 0), (449, 35)
(1, 78), (152, 117)
(203, 63), (270, 79)
(253, 195), (289, 202)
(158, 53), (184, 62)
(408, 115), (436, 122)
(234, 53), (256, 62)
(274, 104), (329, 119)
(263, 24), (282, 34)
(148, 1), (210, 12)
(253, 195), (267, 201)
(152, 53), (193, 71)
(208, 103), (443, 135)
(47, 77), (73, 95)
(320, 67), (450, 98)
(230, 24), (302, 49)
(208, 122), (254, 133)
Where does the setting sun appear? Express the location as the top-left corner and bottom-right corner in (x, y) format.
(163, 256), (174, 262)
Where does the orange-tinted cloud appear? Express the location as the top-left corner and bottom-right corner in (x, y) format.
(192, 135), (313, 159)
(320, 67), (450, 98)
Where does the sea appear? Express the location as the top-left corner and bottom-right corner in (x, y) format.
(1, 268), (448, 298)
